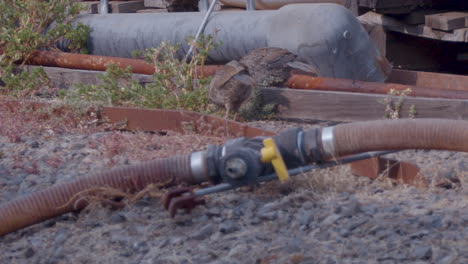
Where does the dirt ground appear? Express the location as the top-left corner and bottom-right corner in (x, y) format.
(0, 101), (467, 264)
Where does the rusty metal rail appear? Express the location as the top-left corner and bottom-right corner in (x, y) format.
(25, 50), (222, 78)
(286, 74), (468, 100)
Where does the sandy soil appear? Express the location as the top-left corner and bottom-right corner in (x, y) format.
(0, 102), (467, 264)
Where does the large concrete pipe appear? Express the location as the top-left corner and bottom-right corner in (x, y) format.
(68, 4), (390, 81)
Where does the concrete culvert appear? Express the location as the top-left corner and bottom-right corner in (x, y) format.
(64, 4), (390, 82)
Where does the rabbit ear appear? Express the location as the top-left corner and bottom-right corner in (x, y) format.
(233, 74), (256, 86)
(266, 52), (297, 69)
(287, 61), (319, 76)
(210, 60), (247, 88)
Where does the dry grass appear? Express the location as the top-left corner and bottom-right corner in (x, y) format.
(0, 98), (102, 142)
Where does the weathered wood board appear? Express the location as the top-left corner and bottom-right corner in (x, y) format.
(425, 12), (468, 31)
(359, 12), (468, 42)
(111, 0), (145, 13)
(144, 0), (170, 8)
(136, 8), (168, 13)
(387, 69), (468, 91)
(401, 10), (441, 25)
(261, 88), (468, 122)
(358, 0), (435, 14)
(81, 0), (145, 14)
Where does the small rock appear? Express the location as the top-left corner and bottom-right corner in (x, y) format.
(171, 237), (184, 246)
(110, 213), (127, 224)
(132, 241), (149, 254)
(258, 202), (281, 214)
(250, 217), (261, 225)
(296, 210), (314, 227)
(206, 207), (221, 217)
(43, 220), (56, 228)
(53, 228), (69, 247)
(258, 211), (277, 221)
(119, 250), (133, 258)
(435, 168), (461, 189)
(24, 247), (35, 258)
(409, 230), (429, 239)
(441, 215), (456, 229)
(457, 160), (468, 171)
(322, 214), (342, 226)
(335, 199), (362, 217)
(69, 143), (85, 150)
(313, 229), (331, 242)
(301, 201), (315, 210)
(219, 220), (240, 234)
(340, 217), (369, 237)
(228, 244), (249, 258)
(389, 206), (401, 213)
(339, 192), (350, 200)
(437, 253), (459, 264)
(412, 246), (432, 260)
(30, 141), (40, 148)
(191, 223), (215, 240)
(409, 209), (432, 216)
(286, 238), (304, 252)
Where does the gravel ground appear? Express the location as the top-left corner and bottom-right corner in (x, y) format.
(0, 103), (467, 264)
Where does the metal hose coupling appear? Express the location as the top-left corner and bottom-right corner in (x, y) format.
(191, 126), (341, 187)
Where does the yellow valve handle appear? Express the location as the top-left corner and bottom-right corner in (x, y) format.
(260, 138), (290, 182)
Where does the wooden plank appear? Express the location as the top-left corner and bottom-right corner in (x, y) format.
(425, 12), (468, 31)
(401, 10), (441, 25)
(111, 0), (145, 13)
(358, 0), (434, 14)
(86, 0), (145, 13)
(387, 69), (468, 91)
(79, 1), (99, 14)
(359, 12), (468, 42)
(136, 8), (168, 13)
(144, 0), (170, 8)
(260, 88), (468, 122)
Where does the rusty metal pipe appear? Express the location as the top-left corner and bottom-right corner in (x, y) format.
(25, 50), (222, 78)
(0, 155), (195, 237)
(316, 119), (468, 160)
(286, 74), (468, 100)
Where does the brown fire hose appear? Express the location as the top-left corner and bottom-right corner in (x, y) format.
(0, 155), (193, 237)
(320, 119), (468, 159)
